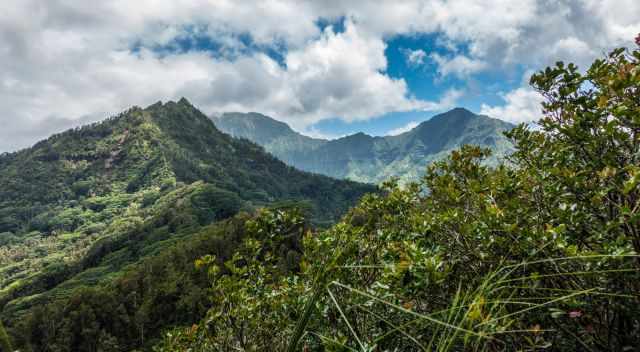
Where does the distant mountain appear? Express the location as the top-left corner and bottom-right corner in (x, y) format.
(212, 108), (515, 183)
(0, 99), (374, 322)
(212, 112), (326, 166)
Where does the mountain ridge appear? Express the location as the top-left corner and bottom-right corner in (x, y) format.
(0, 98), (374, 322)
(212, 108), (515, 183)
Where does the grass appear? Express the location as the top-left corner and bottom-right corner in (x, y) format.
(286, 254), (640, 351)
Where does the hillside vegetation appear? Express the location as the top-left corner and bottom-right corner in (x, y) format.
(158, 46), (640, 351)
(0, 99), (374, 350)
(2, 43), (639, 352)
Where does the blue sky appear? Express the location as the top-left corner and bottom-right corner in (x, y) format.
(153, 18), (530, 138)
(1, 1), (639, 151)
(310, 29), (526, 137)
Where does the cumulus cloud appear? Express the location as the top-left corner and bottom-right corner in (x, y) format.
(421, 88), (465, 111)
(0, 7), (432, 151)
(177, 21), (445, 129)
(430, 53), (488, 78)
(280, 22), (428, 128)
(480, 87), (544, 124)
(0, 0), (638, 151)
(387, 121), (420, 136)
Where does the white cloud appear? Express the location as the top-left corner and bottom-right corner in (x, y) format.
(430, 53), (488, 78)
(0, 9), (437, 151)
(548, 37), (595, 66)
(404, 49), (427, 66)
(0, 0), (639, 151)
(180, 21), (445, 130)
(387, 121), (420, 136)
(280, 21), (427, 128)
(300, 127), (346, 140)
(480, 87), (544, 124)
(421, 88), (465, 111)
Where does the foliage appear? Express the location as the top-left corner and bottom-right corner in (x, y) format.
(159, 43), (640, 351)
(11, 214), (248, 351)
(522, 46), (640, 256)
(12, 208), (313, 352)
(4, 37), (639, 352)
(156, 208), (308, 352)
(0, 99), (373, 350)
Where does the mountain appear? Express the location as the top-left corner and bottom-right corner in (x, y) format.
(0, 99), (374, 327)
(212, 108), (515, 183)
(211, 112), (326, 166)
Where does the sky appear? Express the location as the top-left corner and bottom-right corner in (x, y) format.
(1, 1), (639, 151)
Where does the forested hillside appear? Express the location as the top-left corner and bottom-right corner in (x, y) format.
(0, 0), (637, 351)
(155, 46), (639, 350)
(2, 40), (638, 352)
(0, 99), (374, 350)
(213, 108), (514, 184)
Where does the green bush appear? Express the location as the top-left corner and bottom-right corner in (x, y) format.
(0, 232), (18, 246)
(71, 180), (92, 197)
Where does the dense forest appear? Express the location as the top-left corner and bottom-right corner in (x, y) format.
(11, 210), (300, 350)
(0, 99), (374, 351)
(154, 45), (639, 350)
(1, 42), (639, 352)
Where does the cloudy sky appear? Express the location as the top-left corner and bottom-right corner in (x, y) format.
(1, 1), (639, 151)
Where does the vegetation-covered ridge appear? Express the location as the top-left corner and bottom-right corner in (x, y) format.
(157, 45), (640, 351)
(0, 98), (375, 349)
(3, 43), (639, 352)
(213, 108), (514, 184)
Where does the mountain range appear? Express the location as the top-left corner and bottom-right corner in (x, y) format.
(1, 100), (511, 349)
(1, 41), (636, 352)
(212, 108), (515, 183)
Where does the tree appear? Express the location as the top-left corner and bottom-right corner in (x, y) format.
(518, 41), (640, 256)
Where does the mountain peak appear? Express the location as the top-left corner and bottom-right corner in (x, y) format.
(177, 97), (193, 106)
(0, 100), (373, 224)
(0, 100), (375, 330)
(450, 107), (474, 114)
(415, 107), (479, 130)
(212, 112), (327, 149)
(219, 112), (290, 130)
(351, 131), (369, 138)
(143, 98), (195, 112)
(436, 107), (477, 119)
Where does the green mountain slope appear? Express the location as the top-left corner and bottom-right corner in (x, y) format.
(0, 99), (374, 324)
(213, 108), (514, 183)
